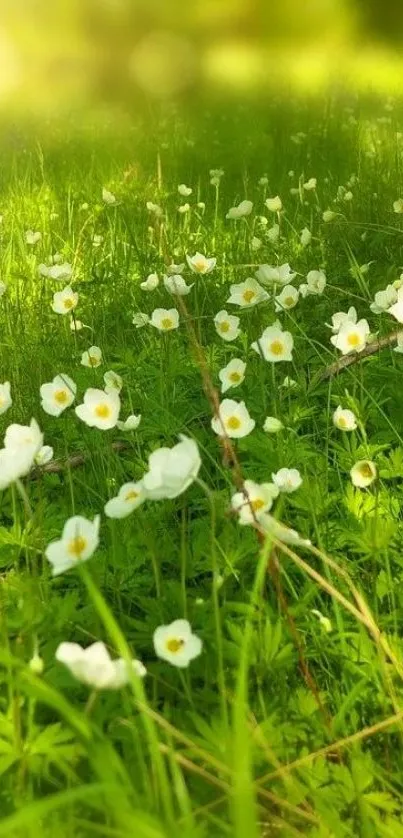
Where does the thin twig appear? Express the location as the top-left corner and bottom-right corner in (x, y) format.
(29, 441), (132, 479)
(316, 331), (400, 382)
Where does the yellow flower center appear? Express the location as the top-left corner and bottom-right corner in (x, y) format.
(88, 355), (99, 367)
(193, 259), (205, 272)
(284, 296), (295, 307)
(54, 389), (68, 405)
(359, 463), (373, 478)
(347, 332), (360, 348)
(270, 340), (284, 356)
(242, 289), (256, 303)
(68, 536), (87, 558)
(161, 318), (173, 329)
(229, 371), (241, 383)
(251, 497), (265, 511)
(219, 321), (230, 333)
(63, 298), (74, 309)
(95, 403), (111, 419)
(226, 415), (241, 431)
(166, 637), (184, 653)
(125, 490), (139, 501)
(338, 416), (347, 428)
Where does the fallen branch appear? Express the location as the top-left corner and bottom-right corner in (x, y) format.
(316, 330), (400, 382)
(29, 440), (132, 479)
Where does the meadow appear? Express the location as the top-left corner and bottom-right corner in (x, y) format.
(2, 94), (403, 836)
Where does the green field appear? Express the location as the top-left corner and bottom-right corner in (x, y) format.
(2, 95), (403, 836)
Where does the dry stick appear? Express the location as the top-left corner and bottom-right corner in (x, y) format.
(28, 441), (132, 480)
(317, 331), (400, 382)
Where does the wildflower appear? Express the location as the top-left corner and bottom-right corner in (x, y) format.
(142, 436), (201, 500)
(266, 224), (280, 243)
(350, 460), (377, 488)
(388, 287), (403, 323)
(211, 399), (255, 439)
(29, 653), (44, 674)
(178, 184), (192, 197)
(218, 359), (246, 393)
(300, 270), (326, 297)
(132, 312), (149, 328)
(251, 236), (262, 251)
(178, 203), (190, 214)
(265, 196), (282, 212)
(370, 285), (397, 314)
(263, 416), (283, 433)
(311, 610), (332, 633)
(0, 282), (6, 296)
(117, 414), (142, 431)
(140, 273), (159, 291)
(210, 168), (224, 186)
(231, 480), (279, 525)
(393, 199), (403, 214)
(92, 234), (104, 247)
(303, 177), (317, 191)
(39, 262), (73, 281)
(150, 308), (179, 332)
(0, 419), (44, 489)
(197, 202), (205, 211)
(327, 307), (357, 333)
(255, 263), (296, 287)
(75, 389), (120, 430)
(45, 515), (100, 576)
(153, 620), (202, 668)
(214, 310), (240, 342)
(322, 210), (337, 222)
(163, 275), (193, 295)
(56, 641), (146, 688)
(330, 319), (370, 355)
(51, 286), (79, 315)
(147, 201), (163, 217)
(394, 333), (403, 353)
(0, 382), (12, 415)
(333, 406), (357, 431)
(252, 321), (294, 363)
(70, 318), (87, 332)
(40, 374), (76, 416)
(166, 262), (185, 275)
(35, 445), (54, 466)
(227, 277), (269, 308)
(102, 188), (116, 205)
(300, 227), (312, 246)
(104, 481), (146, 518)
(272, 467), (302, 493)
(275, 285), (299, 311)
(226, 200), (253, 219)
(25, 230), (41, 245)
(81, 346), (103, 368)
(186, 253), (216, 274)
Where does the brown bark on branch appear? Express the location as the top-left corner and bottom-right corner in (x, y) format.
(316, 330), (401, 382)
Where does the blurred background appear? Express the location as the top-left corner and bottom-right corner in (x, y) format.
(1, 0), (403, 114)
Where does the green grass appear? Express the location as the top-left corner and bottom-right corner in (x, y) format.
(2, 94), (403, 836)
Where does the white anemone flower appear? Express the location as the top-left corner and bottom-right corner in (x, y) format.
(333, 406), (357, 431)
(255, 263), (296, 287)
(40, 374), (76, 416)
(330, 319), (370, 355)
(186, 253), (216, 275)
(272, 468), (302, 493)
(39, 262), (73, 281)
(322, 210), (337, 222)
(150, 308), (179, 332)
(102, 188), (116, 205)
(142, 436), (201, 500)
(214, 310), (240, 342)
(166, 262), (186, 275)
(178, 184), (192, 196)
(81, 346), (103, 368)
(252, 321), (294, 363)
(218, 358), (246, 393)
(178, 203), (190, 214)
(75, 389), (120, 430)
(103, 371), (123, 394)
(45, 514), (100, 576)
(117, 414), (142, 431)
(25, 230), (41, 245)
(140, 273), (159, 291)
(0, 382), (12, 415)
(299, 270), (326, 297)
(265, 196), (282, 212)
(231, 480), (279, 525)
(146, 201), (163, 217)
(51, 286), (79, 315)
(327, 307), (357, 333)
(275, 285), (299, 311)
(370, 285), (398, 314)
(153, 620), (202, 668)
(0, 419), (44, 489)
(303, 177), (317, 191)
(226, 200), (253, 219)
(393, 199), (403, 214)
(35, 445), (54, 466)
(300, 227), (312, 246)
(350, 460), (377, 488)
(388, 286), (403, 323)
(226, 278), (269, 308)
(266, 224), (280, 243)
(104, 481), (146, 518)
(211, 399), (255, 438)
(56, 641), (146, 688)
(163, 275), (193, 295)
(132, 312), (149, 328)
(263, 416), (283, 433)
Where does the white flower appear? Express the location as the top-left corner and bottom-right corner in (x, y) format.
(272, 467), (302, 493)
(178, 203), (190, 214)
(70, 318), (88, 332)
(132, 312), (149, 328)
(39, 262), (73, 282)
(394, 333), (403, 353)
(263, 416), (283, 433)
(251, 236), (262, 251)
(226, 200), (253, 219)
(330, 319), (370, 355)
(350, 460), (377, 488)
(311, 610), (332, 633)
(35, 445), (54, 466)
(227, 277), (269, 308)
(166, 262), (185, 275)
(117, 413), (142, 431)
(0, 382), (12, 415)
(301, 270), (326, 296)
(142, 436), (201, 500)
(370, 285), (398, 313)
(163, 275), (193, 295)
(266, 224), (280, 243)
(51, 286), (79, 315)
(40, 374), (76, 416)
(322, 210), (337, 222)
(104, 371), (123, 394)
(393, 199), (403, 214)
(150, 308), (179, 332)
(0, 282), (6, 296)
(252, 321), (294, 363)
(259, 175), (269, 186)
(275, 285), (299, 311)
(104, 481), (146, 518)
(327, 307), (357, 333)
(140, 273), (159, 291)
(300, 227), (312, 246)
(25, 230), (41, 245)
(81, 346), (103, 368)
(92, 235), (103, 247)
(186, 253), (216, 274)
(387, 286), (403, 323)
(214, 310), (240, 342)
(147, 201), (163, 217)
(75, 389), (120, 430)
(56, 640), (146, 688)
(153, 620), (202, 668)
(333, 406), (357, 431)
(45, 515), (100, 576)
(211, 399), (255, 438)
(231, 480), (279, 525)
(218, 358), (246, 393)
(210, 168), (224, 186)
(102, 188), (116, 205)
(0, 419), (44, 489)
(255, 263), (296, 287)
(178, 184), (192, 196)
(265, 196), (282, 212)
(303, 177), (317, 191)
